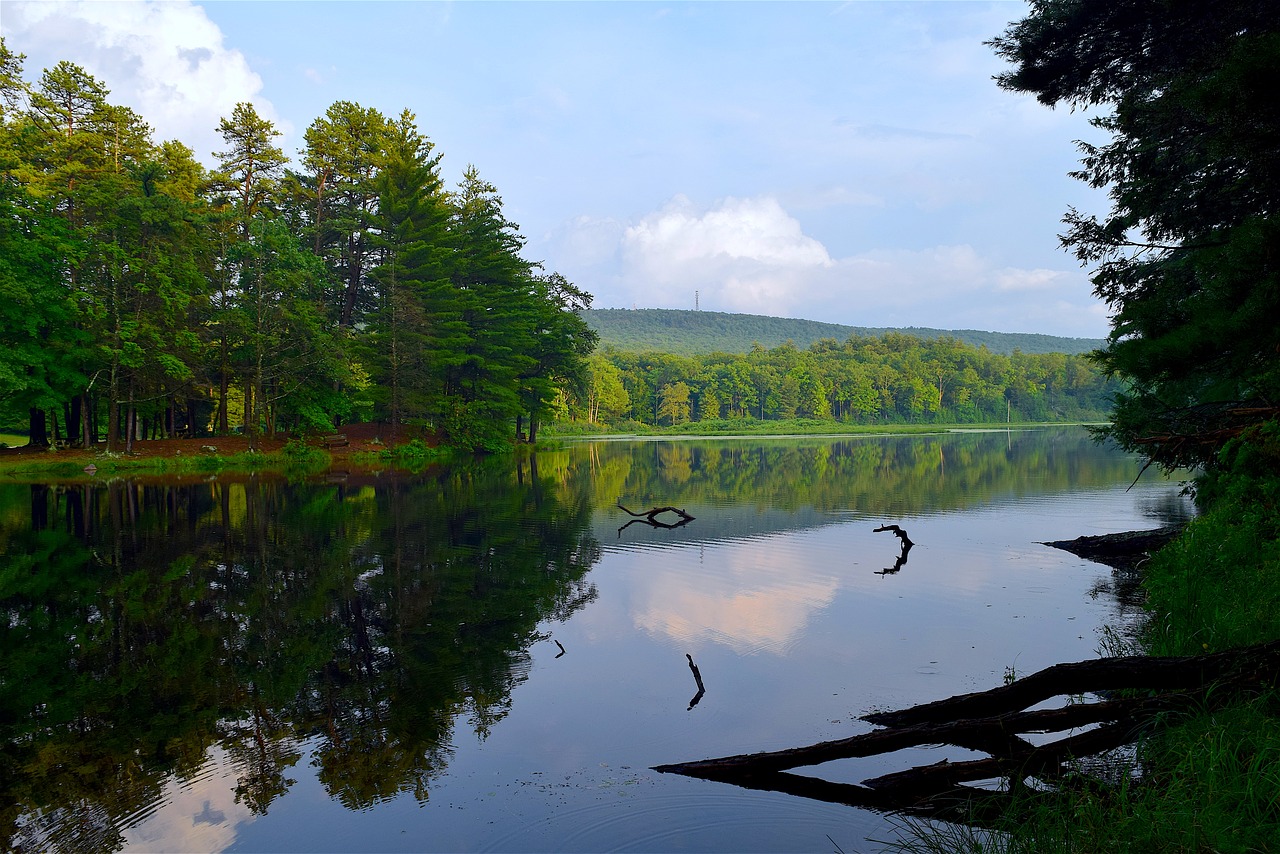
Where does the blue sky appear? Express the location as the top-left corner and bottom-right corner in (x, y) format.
(2, 1), (1111, 338)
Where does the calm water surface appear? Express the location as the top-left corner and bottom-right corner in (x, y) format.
(0, 428), (1192, 852)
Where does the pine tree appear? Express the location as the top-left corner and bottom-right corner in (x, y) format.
(991, 0), (1280, 470)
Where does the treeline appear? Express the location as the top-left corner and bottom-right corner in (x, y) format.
(563, 333), (1116, 427)
(582, 308), (1105, 356)
(0, 41), (595, 452)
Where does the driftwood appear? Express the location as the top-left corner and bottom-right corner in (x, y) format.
(686, 654), (706, 710)
(873, 524), (914, 574)
(874, 523), (914, 548)
(617, 502), (695, 536)
(654, 640), (1280, 822)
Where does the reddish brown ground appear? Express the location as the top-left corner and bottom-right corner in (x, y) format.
(0, 422), (420, 465)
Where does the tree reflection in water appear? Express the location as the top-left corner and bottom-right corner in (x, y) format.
(0, 429), (1189, 852)
(0, 457), (599, 852)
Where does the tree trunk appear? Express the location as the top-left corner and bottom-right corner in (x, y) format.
(28, 408), (49, 448)
(107, 367), (120, 451)
(70, 395), (85, 447)
(245, 381), (256, 450)
(218, 358), (230, 434)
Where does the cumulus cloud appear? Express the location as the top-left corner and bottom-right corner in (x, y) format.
(615, 195), (833, 315)
(552, 194), (1108, 337)
(3, 1), (276, 164)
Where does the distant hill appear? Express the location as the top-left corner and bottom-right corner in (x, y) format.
(582, 308), (1104, 356)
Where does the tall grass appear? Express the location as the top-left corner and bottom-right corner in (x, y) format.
(893, 425), (1280, 852)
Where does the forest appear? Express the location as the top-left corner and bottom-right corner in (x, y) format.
(0, 40), (597, 453)
(1, 39), (1115, 455)
(564, 335), (1114, 428)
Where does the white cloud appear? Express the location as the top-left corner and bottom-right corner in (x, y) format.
(4, 0), (277, 165)
(624, 195), (832, 267)
(550, 214), (625, 268)
(555, 194), (1108, 337)
(995, 267), (1068, 292)
(614, 195), (833, 315)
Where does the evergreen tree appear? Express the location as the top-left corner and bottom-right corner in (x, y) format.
(297, 101), (392, 328)
(367, 111), (458, 436)
(444, 166), (538, 450)
(212, 102), (289, 433)
(991, 0), (1280, 470)
(517, 272), (597, 442)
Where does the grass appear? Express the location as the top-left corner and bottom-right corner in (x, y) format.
(891, 424), (1280, 853)
(348, 437), (450, 470)
(0, 441), (332, 480)
(0, 433), (27, 449)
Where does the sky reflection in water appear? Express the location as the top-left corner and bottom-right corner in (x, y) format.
(1, 429), (1192, 853)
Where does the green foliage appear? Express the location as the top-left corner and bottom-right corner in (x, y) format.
(991, 1), (1280, 472)
(1141, 424), (1280, 656)
(582, 308), (1103, 356)
(0, 41), (597, 455)
(282, 438), (326, 465)
(560, 335), (1114, 429)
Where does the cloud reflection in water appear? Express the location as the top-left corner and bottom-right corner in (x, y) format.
(629, 538), (840, 655)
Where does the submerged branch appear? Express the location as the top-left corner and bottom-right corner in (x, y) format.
(617, 502), (695, 536)
(654, 641), (1280, 821)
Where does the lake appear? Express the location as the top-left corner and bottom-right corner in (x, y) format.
(0, 427), (1192, 852)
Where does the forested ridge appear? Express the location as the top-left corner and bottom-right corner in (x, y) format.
(582, 307), (1104, 356)
(0, 41), (597, 452)
(564, 335), (1114, 428)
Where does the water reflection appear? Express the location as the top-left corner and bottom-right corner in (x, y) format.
(0, 429), (1191, 853)
(0, 463), (599, 852)
(577, 428), (1174, 546)
(631, 545), (840, 654)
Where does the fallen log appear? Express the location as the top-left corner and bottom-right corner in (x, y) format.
(669, 766), (1044, 827)
(1042, 525), (1183, 571)
(860, 720), (1138, 794)
(653, 691), (1194, 778)
(863, 639), (1280, 728)
(654, 641), (1280, 820)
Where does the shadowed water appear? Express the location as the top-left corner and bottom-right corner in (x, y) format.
(0, 428), (1191, 852)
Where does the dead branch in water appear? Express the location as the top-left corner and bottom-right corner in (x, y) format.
(686, 654), (706, 710)
(653, 640), (1280, 823)
(617, 502), (695, 536)
(874, 524), (914, 548)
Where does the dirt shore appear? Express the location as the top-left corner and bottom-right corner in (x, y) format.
(0, 423), (417, 466)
